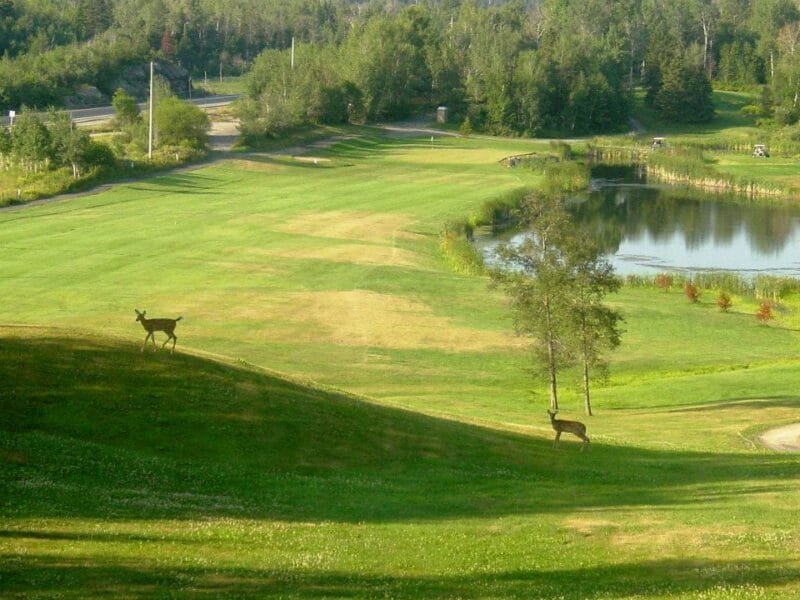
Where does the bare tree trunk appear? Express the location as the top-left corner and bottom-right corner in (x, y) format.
(547, 337), (558, 410)
(771, 50), (775, 81)
(702, 18), (709, 73)
(583, 360), (592, 416)
(544, 295), (558, 410)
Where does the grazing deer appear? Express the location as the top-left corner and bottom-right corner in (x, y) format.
(135, 309), (182, 353)
(547, 410), (590, 450)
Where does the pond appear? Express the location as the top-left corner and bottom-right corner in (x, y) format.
(478, 165), (800, 277)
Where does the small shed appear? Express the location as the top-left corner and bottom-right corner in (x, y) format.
(753, 144), (770, 158)
(436, 106), (448, 124)
(651, 137), (666, 150)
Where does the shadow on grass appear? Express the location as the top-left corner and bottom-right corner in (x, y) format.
(2, 332), (799, 524)
(665, 397), (800, 412)
(2, 555), (798, 599)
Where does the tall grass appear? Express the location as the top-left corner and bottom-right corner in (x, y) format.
(624, 271), (800, 301)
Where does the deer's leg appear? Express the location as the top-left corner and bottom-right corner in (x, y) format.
(150, 332), (158, 350)
(553, 431), (561, 448)
(142, 332), (152, 352)
(170, 333), (177, 353)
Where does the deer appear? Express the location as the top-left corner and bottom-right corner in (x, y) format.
(135, 309), (182, 353)
(547, 410), (590, 450)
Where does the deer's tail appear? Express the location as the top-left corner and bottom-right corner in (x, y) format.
(175, 316), (183, 322)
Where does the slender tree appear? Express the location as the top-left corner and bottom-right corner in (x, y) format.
(10, 110), (51, 174)
(112, 88), (141, 129)
(566, 242), (623, 416)
(48, 110), (91, 178)
(490, 193), (575, 411)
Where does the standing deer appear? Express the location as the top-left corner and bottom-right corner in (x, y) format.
(547, 410), (590, 450)
(135, 309), (182, 353)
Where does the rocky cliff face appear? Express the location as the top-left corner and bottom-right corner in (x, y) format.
(64, 61), (192, 108)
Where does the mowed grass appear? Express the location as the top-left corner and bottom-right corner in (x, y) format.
(634, 88), (800, 190)
(2, 130), (800, 598)
(3, 329), (800, 599)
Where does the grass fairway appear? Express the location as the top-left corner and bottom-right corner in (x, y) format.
(2, 130), (800, 598)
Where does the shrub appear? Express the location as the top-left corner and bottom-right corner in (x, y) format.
(716, 292), (732, 312)
(155, 96), (210, 149)
(542, 160), (589, 194)
(755, 301), (773, 323)
(459, 117), (472, 137)
(475, 187), (530, 231)
(655, 273), (673, 291)
(549, 140), (573, 160)
(684, 281), (700, 303)
(440, 221), (484, 275)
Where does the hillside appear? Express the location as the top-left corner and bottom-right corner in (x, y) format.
(3, 327), (800, 598)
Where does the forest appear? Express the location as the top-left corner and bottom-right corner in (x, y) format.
(1, 0), (800, 137)
(0, 0), (800, 136)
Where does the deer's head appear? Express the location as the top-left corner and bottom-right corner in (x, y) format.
(135, 309), (146, 322)
(547, 409), (558, 421)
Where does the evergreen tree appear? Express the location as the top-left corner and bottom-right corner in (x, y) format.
(654, 58), (715, 122)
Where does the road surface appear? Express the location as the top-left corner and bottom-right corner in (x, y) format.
(1, 94), (239, 126)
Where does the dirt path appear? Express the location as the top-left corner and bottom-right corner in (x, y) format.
(759, 423), (800, 452)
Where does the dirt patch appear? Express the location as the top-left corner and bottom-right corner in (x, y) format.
(271, 243), (423, 269)
(276, 211), (422, 244)
(208, 119), (240, 151)
(759, 423), (800, 452)
(266, 290), (517, 351)
(612, 525), (748, 549)
(563, 517), (619, 535)
(197, 290), (519, 352)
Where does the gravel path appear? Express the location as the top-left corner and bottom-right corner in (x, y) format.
(759, 423), (800, 452)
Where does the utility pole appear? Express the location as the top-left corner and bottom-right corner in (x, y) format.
(148, 61), (154, 160)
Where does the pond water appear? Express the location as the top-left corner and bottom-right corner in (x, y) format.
(479, 165), (800, 277)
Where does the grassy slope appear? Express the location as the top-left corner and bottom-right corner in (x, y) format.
(3, 329), (800, 599)
(2, 130), (800, 598)
(634, 89), (800, 191)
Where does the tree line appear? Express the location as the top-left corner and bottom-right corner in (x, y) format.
(5, 1), (800, 132)
(236, 0), (800, 138)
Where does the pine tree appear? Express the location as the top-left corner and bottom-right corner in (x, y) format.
(655, 58), (715, 123)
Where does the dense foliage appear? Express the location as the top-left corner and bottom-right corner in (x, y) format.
(6, 1), (800, 132)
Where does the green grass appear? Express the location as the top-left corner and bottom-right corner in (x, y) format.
(634, 89), (761, 140)
(3, 129), (800, 598)
(194, 75), (246, 96)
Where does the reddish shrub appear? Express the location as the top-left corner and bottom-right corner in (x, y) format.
(655, 273), (673, 291)
(716, 292), (732, 312)
(684, 281), (700, 303)
(755, 301), (774, 323)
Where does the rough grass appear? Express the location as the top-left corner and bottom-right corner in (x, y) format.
(2, 130), (800, 598)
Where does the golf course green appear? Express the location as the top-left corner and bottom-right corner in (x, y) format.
(2, 128), (800, 599)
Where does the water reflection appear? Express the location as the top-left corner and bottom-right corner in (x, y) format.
(484, 166), (800, 276)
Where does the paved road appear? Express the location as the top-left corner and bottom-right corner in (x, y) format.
(1, 94), (239, 126)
